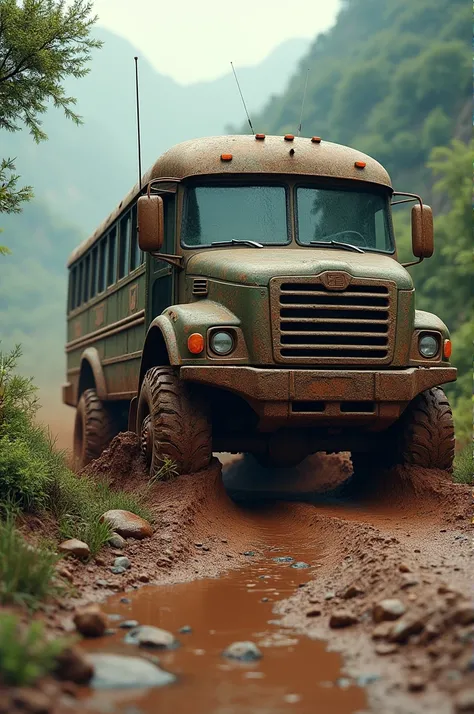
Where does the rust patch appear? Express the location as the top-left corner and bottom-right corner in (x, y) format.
(129, 284), (138, 313)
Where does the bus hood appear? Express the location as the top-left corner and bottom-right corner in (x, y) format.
(186, 248), (413, 290)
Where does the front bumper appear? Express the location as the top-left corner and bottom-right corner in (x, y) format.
(181, 365), (456, 430)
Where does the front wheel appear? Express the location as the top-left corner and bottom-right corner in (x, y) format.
(137, 367), (212, 478)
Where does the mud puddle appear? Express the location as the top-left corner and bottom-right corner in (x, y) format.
(79, 505), (366, 714)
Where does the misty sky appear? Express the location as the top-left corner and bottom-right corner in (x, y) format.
(92, 0), (341, 84)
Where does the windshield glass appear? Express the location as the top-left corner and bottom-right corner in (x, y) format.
(296, 186), (394, 253)
(181, 185), (289, 247)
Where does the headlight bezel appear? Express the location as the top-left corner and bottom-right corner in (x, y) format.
(418, 331), (441, 359)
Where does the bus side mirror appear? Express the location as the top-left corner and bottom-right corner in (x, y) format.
(411, 204), (434, 259)
(137, 195), (164, 252)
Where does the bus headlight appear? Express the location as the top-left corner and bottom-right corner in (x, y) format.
(210, 331), (234, 356)
(419, 333), (440, 358)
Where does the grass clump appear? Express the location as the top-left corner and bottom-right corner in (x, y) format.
(453, 445), (473, 485)
(151, 456), (179, 483)
(0, 516), (62, 608)
(0, 614), (67, 686)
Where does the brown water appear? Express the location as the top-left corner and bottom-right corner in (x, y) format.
(80, 507), (366, 714)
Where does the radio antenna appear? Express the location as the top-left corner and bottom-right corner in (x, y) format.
(231, 61), (255, 135)
(297, 68), (310, 137)
(134, 56), (142, 190)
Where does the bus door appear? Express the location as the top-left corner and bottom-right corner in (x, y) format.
(145, 192), (176, 323)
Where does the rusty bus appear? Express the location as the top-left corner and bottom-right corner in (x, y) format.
(64, 134), (456, 481)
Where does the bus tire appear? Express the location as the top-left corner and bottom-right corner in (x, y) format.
(137, 366), (212, 477)
(74, 388), (117, 469)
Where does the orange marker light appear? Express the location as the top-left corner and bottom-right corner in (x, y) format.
(311, 136), (321, 143)
(188, 333), (204, 354)
(443, 339), (452, 360)
(221, 153), (233, 162)
(284, 134), (294, 141)
(255, 133), (265, 140)
(354, 161), (366, 169)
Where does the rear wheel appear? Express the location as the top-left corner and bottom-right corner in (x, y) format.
(137, 367), (212, 477)
(73, 389), (119, 469)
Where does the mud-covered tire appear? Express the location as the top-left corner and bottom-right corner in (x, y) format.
(137, 367), (212, 477)
(395, 387), (455, 471)
(73, 389), (118, 469)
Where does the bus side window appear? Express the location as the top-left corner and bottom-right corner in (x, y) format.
(119, 213), (131, 279)
(90, 246), (98, 298)
(69, 267), (77, 311)
(98, 238), (107, 293)
(107, 227), (117, 287)
(84, 254), (91, 303)
(77, 261), (84, 307)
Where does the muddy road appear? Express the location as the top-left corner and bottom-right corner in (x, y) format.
(50, 435), (471, 714)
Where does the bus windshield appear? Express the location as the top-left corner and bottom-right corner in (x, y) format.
(181, 185), (289, 247)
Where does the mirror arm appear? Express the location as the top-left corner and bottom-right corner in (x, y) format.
(150, 252), (184, 270)
(401, 256), (424, 268)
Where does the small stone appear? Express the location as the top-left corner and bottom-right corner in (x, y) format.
(125, 625), (178, 649)
(138, 573), (150, 583)
(261, 597), (269, 603)
(95, 556), (107, 566)
(202, 545), (210, 552)
(389, 614), (426, 643)
(407, 676), (425, 692)
(89, 653), (175, 689)
(336, 678), (352, 689)
(11, 688), (51, 714)
(222, 641), (262, 661)
(243, 551), (255, 556)
(120, 597), (132, 604)
(291, 561), (310, 569)
(329, 610), (359, 628)
(73, 605), (107, 638)
(450, 604), (474, 626)
(108, 533), (126, 549)
(400, 574), (419, 589)
(119, 620), (140, 629)
(272, 556), (293, 563)
(110, 566), (126, 575)
(372, 622), (394, 640)
(194, 542), (203, 548)
(306, 608), (321, 617)
(356, 674), (380, 686)
(398, 563), (411, 573)
(324, 591), (335, 601)
(375, 643), (398, 655)
(373, 599), (406, 623)
(342, 584), (364, 599)
(58, 539), (90, 560)
(455, 688), (474, 712)
(113, 556), (131, 570)
(179, 625), (192, 634)
(100, 510), (153, 540)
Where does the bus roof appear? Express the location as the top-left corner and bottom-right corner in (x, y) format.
(67, 135), (392, 267)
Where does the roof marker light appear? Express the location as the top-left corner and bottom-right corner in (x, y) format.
(255, 133), (265, 140)
(354, 161), (366, 169)
(221, 153), (233, 161)
(311, 136), (321, 143)
(284, 134), (294, 141)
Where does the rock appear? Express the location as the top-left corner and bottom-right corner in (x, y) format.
(125, 625), (178, 649)
(375, 643), (398, 655)
(336, 678), (352, 689)
(389, 614), (426, 643)
(341, 584), (365, 599)
(108, 533), (126, 549)
(261, 597), (269, 603)
(11, 689), (51, 713)
(119, 620), (140, 629)
(120, 597), (132, 604)
(407, 676), (426, 692)
(89, 653), (175, 689)
(329, 610), (359, 628)
(110, 566), (126, 575)
(306, 608), (322, 617)
(55, 647), (94, 684)
(138, 573), (150, 583)
(95, 579), (110, 587)
(356, 674), (380, 686)
(372, 622), (394, 640)
(179, 625), (192, 634)
(400, 574), (420, 589)
(398, 563), (411, 573)
(58, 539), (90, 560)
(243, 551), (255, 556)
(450, 604), (474, 626)
(373, 599), (406, 623)
(73, 605), (107, 638)
(324, 591), (336, 601)
(113, 556), (131, 570)
(291, 561), (310, 569)
(272, 556), (293, 563)
(455, 688), (474, 712)
(222, 641), (262, 661)
(100, 510), (153, 540)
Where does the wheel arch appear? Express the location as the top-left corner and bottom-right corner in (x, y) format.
(78, 347), (107, 402)
(138, 316), (180, 391)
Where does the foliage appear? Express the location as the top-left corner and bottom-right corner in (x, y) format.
(151, 456), (179, 483)
(0, 515), (62, 607)
(453, 445), (472, 485)
(0, 614), (67, 686)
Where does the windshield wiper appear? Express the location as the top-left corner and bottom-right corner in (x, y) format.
(309, 240), (365, 254)
(211, 239), (264, 248)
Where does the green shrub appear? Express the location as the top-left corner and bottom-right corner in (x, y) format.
(453, 445), (473, 484)
(0, 614), (66, 686)
(0, 516), (62, 608)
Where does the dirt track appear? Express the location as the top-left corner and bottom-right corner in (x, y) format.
(48, 434), (472, 713)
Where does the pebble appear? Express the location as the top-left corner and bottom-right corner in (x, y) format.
(373, 599), (406, 623)
(336, 678), (352, 689)
(114, 556), (131, 570)
(55, 647), (94, 684)
(243, 551), (255, 556)
(450, 604), (474, 626)
(95, 579), (110, 588)
(138, 573), (150, 583)
(100, 510), (153, 540)
(119, 620), (140, 629)
(389, 614), (426, 643)
(375, 643), (398, 656)
(341, 584), (365, 599)
(356, 674), (380, 686)
(329, 610), (359, 628)
(73, 605), (107, 638)
(89, 653), (175, 689)
(455, 688), (474, 712)
(372, 622), (394, 640)
(179, 625), (192, 634)
(120, 597), (132, 604)
(58, 539), (90, 560)
(291, 561), (310, 569)
(398, 563), (411, 573)
(261, 597), (269, 603)
(110, 566), (127, 575)
(306, 608), (322, 617)
(272, 556), (294, 563)
(400, 574), (419, 589)
(124, 625), (178, 649)
(108, 534), (126, 549)
(407, 676), (426, 692)
(222, 641), (262, 661)
(324, 591), (336, 601)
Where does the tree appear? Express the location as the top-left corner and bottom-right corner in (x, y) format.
(0, 0), (101, 245)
